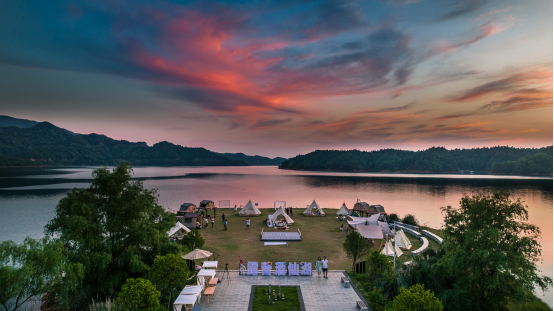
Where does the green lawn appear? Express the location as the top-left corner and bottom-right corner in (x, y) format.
(196, 208), (443, 270)
(251, 286), (301, 311)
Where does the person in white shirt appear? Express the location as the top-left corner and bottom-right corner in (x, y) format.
(234, 205), (237, 213)
(246, 218), (250, 230)
(321, 256), (329, 279)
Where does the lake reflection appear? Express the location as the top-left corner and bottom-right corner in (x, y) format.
(0, 166), (552, 305)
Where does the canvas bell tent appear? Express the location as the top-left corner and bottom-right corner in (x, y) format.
(303, 200), (325, 216)
(336, 203), (349, 216)
(381, 240), (403, 258)
(394, 229), (412, 250)
(269, 206), (294, 225)
(239, 200), (262, 217)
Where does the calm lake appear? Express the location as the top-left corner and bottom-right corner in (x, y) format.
(0, 166), (552, 305)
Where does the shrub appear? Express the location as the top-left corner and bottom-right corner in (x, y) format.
(392, 284), (443, 311)
(401, 214), (418, 226)
(388, 213), (399, 222)
(113, 278), (160, 311)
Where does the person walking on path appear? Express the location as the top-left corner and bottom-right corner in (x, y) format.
(322, 256), (328, 279)
(246, 218), (250, 230)
(211, 217), (214, 228)
(316, 257), (323, 277)
(223, 219), (228, 231)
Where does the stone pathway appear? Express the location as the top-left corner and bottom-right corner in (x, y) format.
(194, 270), (364, 311)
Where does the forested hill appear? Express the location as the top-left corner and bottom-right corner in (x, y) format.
(219, 152), (287, 165)
(0, 122), (247, 166)
(279, 146), (553, 176)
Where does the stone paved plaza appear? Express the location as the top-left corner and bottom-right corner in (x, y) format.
(195, 270), (365, 311)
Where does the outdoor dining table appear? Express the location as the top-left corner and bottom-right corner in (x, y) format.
(173, 294), (198, 311)
(202, 261), (218, 269)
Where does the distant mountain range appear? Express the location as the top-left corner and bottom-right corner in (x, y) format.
(0, 116), (287, 167)
(279, 147), (553, 176)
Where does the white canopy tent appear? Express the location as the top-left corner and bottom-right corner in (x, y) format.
(303, 200), (325, 216)
(268, 206), (294, 226)
(239, 199), (262, 217)
(394, 229), (412, 250)
(168, 221), (191, 237)
(381, 240), (403, 258)
(336, 203), (349, 216)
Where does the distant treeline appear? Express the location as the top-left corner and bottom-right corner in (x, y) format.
(279, 146), (553, 176)
(0, 122), (248, 167)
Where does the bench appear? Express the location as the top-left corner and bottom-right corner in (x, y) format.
(341, 276), (350, 288)
(411, 237), (429, 256)
(421, 230), (443, 244)
(357, 300), (368, 310)
(203, 286), (216, 306)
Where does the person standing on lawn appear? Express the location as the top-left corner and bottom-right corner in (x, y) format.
(222, 213), (225, 222)
(246, 218), (250, 230)
(316, 257), (323, 277)
(234, 205), (237, 213)
(211, 217), (214, 228)
(223, 219), (227, 231)
(322, 256), (328, 279)
(205, 216), (209, 228)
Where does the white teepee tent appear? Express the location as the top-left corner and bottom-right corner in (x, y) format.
(239, 200), (261, 217)
(270, 206), (294, 224)
(381, 240), (403, 257)
(395, 229), (412, 250)
(336, 203), (349, 216)
(303, 200), (325, 216)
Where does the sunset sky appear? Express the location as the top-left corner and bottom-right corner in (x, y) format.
(0, 0), (552, 157)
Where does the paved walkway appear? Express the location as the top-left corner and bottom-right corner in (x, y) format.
(195, 270), (363, 311)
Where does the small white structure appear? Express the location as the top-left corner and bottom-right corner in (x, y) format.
(394, 229), (412, 250)
(303, 200), (325, 216)
(268, 206), (294, 227)
(336, 203), (349, 216)
(168, 221), (191, 238)
(239, 200), (262, 217)
(381, 240), (403, 258)
(274, 200), (286, 210)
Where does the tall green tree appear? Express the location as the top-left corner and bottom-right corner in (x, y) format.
(343, 231), (370, 271)
(181, 229), (205, 251)
(439, 191), (552, 310)
(366, 250), (394, 286)
(113, 278), (160, 311)
(45, 162), (178, 298)
(0, 237), (83, 311)
(150, 254), (188, 307)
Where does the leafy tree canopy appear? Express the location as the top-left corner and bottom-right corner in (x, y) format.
(181, 230), (205, 251)
(401, 214), (418, 226)
(366, 250), (394, 286)
(343, 231), (370, 271)
(45, 162), (178, 298)
(113, 278), (160, 311)
(439, 191), (552, 310)
(0, 237), (83, 311)
(150, 254), (188, 295)
(392, 284), (443, 311)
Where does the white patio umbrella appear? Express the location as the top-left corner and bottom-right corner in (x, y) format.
(182, 248), (213, 260)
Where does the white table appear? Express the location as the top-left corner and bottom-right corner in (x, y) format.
(180, 286), (202, 295)
(173, 294), (198, 311)
(202, 261), (218, 269)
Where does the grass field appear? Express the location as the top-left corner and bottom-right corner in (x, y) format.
(251, 286), (301, 311)
(197, 208), (442, 270)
